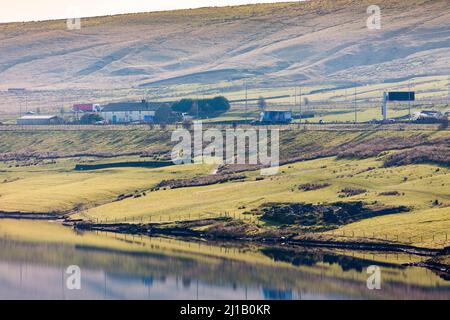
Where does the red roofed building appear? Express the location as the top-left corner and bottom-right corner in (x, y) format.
(72, 104), (101, 112)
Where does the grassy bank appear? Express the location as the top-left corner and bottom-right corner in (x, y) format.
(0, 127), (449, 250)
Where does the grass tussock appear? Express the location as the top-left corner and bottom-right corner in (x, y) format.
(339, 188), (367, 197)
(156, 174), (246, 189)
(298, 183), (331, 191)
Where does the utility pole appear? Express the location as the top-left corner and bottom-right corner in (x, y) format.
(294, 87), (297, 113)
(18, 93), (21, 118)
(408, 80), (412, 120)
(196, 94), (200, 119)
(244, 81), (248, 123)
(354, 87), (357, 123)
(448, 75), (450, 104)
(299, 87), (302, 123)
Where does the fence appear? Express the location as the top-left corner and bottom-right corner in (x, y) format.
(80, 210), (450, 246)
(326, 229), (450, 246)
(83, 211), (263, 226)
(0, 122), (445, 132)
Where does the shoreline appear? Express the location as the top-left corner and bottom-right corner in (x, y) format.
(2, 214), (449, 274)
(70, 219), (445, 257)
(0, 211), (65, 220)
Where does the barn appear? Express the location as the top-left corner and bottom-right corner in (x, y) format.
(17, 115), (63, 125)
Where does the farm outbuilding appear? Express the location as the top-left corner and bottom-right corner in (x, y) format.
(72, 103), (101, 113)
(259, 110), (293, 124)
(412, 110), (447, 122)
(16, 115), (63, 125)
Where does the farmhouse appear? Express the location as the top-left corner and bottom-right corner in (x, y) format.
(16, 115), (63, 125)
(100, 100), (172, 124)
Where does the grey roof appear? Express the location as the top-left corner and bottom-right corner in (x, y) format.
(101, 101), (170, 112)
(19, 115), (58, 120)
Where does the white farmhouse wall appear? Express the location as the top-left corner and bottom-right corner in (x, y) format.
(101, 110), (156, 123)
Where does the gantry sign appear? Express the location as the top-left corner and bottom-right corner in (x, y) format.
(382, 91), (415, 121)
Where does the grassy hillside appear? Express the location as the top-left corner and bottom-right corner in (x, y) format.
(0, 127), (448, 249)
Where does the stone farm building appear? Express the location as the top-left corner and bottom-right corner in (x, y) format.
(100, 100), (173, 124)
(16, 115), (63, 125)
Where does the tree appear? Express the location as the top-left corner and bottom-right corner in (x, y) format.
(171, 99), (194, 113)
(80, 113), (103, 124)
(154, 105), (181, 124)
(171, 96), (230, 119)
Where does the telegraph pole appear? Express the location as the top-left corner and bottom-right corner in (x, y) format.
(294, 87), (297, 113)
(245, 81), (248, 122)
(448, 75), (450, 104)
(299, 87), (302, 123)
(18, 93), (22, 118)
(408, 80), (412, 120)
(354, 87), (357, 123)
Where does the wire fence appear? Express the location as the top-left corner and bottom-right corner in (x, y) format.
(83, 211), (263, 226)
(82, 211), (450, 246)
(0, 122), (446, 132)
(326, 229), (450, 246)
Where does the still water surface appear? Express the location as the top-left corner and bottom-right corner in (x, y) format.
(0, 220), (449, 300)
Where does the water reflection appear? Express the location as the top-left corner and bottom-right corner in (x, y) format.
(0, 220), (449, 300)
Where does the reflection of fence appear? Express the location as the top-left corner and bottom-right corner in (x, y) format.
(327, 229), (450, 246)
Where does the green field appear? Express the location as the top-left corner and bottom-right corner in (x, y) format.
(0, 127), (449, 249)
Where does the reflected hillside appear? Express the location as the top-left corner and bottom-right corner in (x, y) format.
(0, 220), (449, 300)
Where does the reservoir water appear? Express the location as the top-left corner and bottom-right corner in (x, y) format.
(0, 219), (449, 300)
